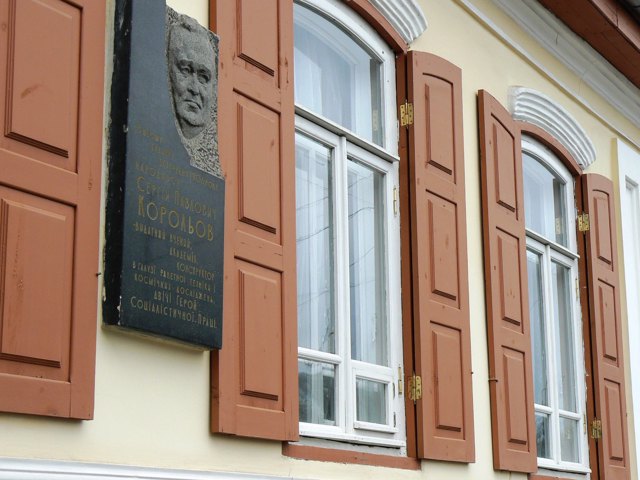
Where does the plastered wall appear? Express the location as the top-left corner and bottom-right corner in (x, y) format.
(0, 0), (638, 479)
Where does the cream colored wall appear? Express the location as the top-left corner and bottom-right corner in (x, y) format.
(166, 0), (208, 24)
(0, 1), (638, 479)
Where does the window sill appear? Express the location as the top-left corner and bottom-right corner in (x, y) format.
(282, 443), (421, 470)
(530, 471), (589, 480)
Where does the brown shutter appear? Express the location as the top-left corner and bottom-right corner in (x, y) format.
(406, 52), (475, 462)
(0, 0), (104, 418)
(210, 0), (298, 440)
(478, 90), (537, 472)
(582, 174), (631, 480)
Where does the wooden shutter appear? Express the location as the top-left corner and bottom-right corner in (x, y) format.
(0, 0), (104, 418)
(406, 52), (475, 462)
(582, 174), (631, 480)
(478, 90), (537, 472)
(210, 0), (298, 440)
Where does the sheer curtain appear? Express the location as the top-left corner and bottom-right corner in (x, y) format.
(296, 134), (336, 425)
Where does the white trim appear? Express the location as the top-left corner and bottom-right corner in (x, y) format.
(453, 0), (640, 151)
(510, 88), (596, 169)
(493, 0), (640, 128)
(617, 139), (640, 479)
(295, 106), (400, 164)
(367, 0), (427, 44)
(0, 457), (294, 480)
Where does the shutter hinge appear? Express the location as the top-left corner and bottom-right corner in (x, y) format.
(590, 418), (603, 440)
(578, 212), (590, 232)
(408, 373), (422, 402)
(393, 186), (399, 216)
(400, 101), (414, 127)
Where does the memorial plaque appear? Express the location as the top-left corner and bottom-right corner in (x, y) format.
(104, 0), (224, 349)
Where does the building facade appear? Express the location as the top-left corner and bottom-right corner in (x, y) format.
(0, 0), (639, 479)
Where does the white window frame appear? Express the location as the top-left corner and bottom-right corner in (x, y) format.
(617, 139), (640, 479)
(293, 0), (404, 450)
(523, 137), (589, 474)
(295, 116), (404, 449)
(294, 0), (398, 155)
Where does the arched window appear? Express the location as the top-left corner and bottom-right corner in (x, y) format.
(294, 0), (404, 448)
(523, 137), (589, 472)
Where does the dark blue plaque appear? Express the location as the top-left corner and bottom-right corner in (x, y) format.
(105, 0), (224, 349)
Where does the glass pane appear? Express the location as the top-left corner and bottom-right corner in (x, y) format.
(536, 412), (551, 459)
(527, 250), (549, 406)
(523, 152), (568, 246)
(356, 378), (387, 425)
(298, 359), (336, 425)
(294, 3), (384, 145)
(552, 261), (577, 413)
(560, 417), (580, 463)
(296, 133), (335, 353)
(347, 160), (387, 366)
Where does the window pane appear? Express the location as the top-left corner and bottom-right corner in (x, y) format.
(528, 250), (549, 406)
(356, 378), (387, 425)
(347, 160), (387, 366)
(560, 417), (580, 463)
(552, 261), (577, 413)
(536, 412), (551, 459)
(523, 152), (568, 246)
(296, 133), (335, 354)
(299, 360), (336, 425)
(294, 3), (384, 145)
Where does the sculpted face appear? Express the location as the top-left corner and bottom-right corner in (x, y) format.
(168, 26), (215, 139)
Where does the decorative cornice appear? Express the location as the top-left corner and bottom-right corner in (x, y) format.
(369, 0), (427, 44)
(492, 0), (640, 129)
(509, 87), (597, 168)
(0, 457), (294, 480)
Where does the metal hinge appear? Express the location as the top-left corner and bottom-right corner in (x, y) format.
(408, 373), (422, 402)
(400, 101), (414, 127)
(555, 218), (563, 235)
(578, 212), (590, 232)
(393, 186), (399, 216)
(591, 418), (603, 440)
(397, 367), (403, 396)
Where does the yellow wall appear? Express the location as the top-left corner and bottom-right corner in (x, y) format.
(0, 1), (638, 479)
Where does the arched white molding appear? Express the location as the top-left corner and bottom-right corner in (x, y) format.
(369, 0), (427, 44)
(509, 87), (597, 169)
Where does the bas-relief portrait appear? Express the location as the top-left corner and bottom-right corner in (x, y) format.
(166, 7), (222, 178)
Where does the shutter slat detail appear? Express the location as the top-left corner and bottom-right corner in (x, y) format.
(478, 90), (537, 472)
(582, 174), (631, 480)
(408, 52), (475, 462)
(210, 0), (298, 441)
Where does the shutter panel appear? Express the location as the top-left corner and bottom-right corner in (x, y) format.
(407, 52), (475, 462)
(582, 174), (631, 480)
(210, 0), (298, 440)
(478, 90), (537, 472)
(0, 0), (104, 418)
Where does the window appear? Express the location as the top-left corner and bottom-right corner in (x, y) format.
(523, 137), (588, 472)
(294, 0), (404, 448)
